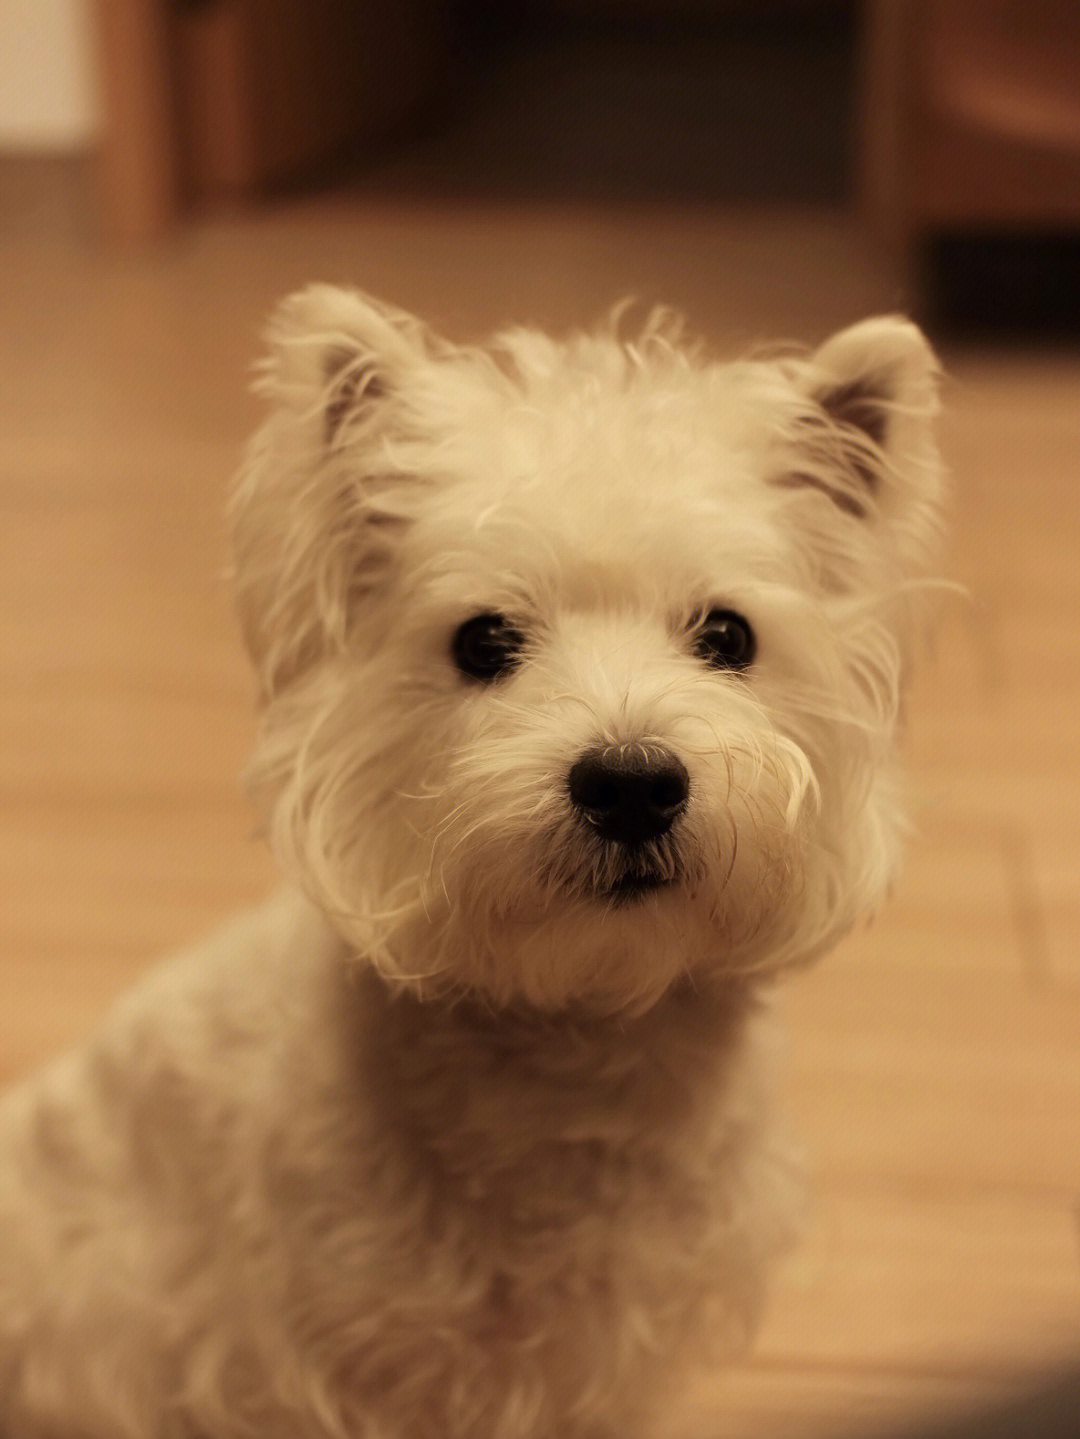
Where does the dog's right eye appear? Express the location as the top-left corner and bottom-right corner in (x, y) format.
(452, 614), (525, 682)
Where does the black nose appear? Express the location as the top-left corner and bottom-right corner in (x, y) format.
(568, 747), (689, 847)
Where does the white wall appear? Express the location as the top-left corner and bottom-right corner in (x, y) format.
(0, 0), (101, 150)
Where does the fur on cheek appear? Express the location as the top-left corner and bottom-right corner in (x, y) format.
(246, 619), (898, 1015)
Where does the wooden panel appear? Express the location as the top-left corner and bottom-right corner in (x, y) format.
(93, 0), (181, 241)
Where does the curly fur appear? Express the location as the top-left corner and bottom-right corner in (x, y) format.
(0, 291), (945, 1438)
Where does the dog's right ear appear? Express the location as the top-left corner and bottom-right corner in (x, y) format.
(259, 284), (429, 446)
(232, 287), (431, 699)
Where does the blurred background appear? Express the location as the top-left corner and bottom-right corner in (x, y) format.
(1, 2), (1079, 1436)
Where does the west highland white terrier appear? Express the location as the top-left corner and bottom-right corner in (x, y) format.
(0, 289), (945, 1438)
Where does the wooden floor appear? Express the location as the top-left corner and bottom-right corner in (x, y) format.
(1, 195), (1078, 1437)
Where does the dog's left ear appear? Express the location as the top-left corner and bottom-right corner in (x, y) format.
(808, 316), (939, 474)
(787, 316), (945, 583)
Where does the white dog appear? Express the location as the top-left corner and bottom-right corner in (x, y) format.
(0, 290), (944, 1438)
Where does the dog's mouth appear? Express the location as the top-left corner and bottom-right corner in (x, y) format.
(604, 870), (670, 905)
(595, 853), (680, 905)
(542, 836), (684, 908)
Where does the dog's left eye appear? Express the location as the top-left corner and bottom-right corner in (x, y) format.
(452, 613), (525, 682)
(694, 609), (756, 671)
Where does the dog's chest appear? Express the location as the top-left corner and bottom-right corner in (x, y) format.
(351, 978), (756, 1304)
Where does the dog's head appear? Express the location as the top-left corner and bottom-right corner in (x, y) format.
(233, 287), (944, 1013)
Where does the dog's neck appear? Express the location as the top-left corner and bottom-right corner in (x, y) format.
(349, 964), (763, 1186)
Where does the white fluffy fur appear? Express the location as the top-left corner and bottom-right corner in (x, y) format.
(0, 291), (945, 1438)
